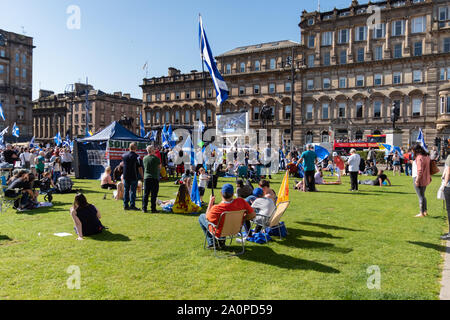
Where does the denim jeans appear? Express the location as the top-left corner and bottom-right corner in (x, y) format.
(405, 163), (412, 176)
(199, 214), (213, 246)
(123, 180), (138, 208)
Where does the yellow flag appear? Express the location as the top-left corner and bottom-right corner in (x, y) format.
(277, 171), (289, 205)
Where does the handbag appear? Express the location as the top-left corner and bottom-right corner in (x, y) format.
(430, 160), (440, 175)
(438, 182), (446, 200)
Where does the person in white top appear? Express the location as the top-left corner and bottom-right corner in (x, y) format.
(19, 148), (32, 169)
(61, 148), (74, 174)
(198, 167), (210, 203)
(347, 149), (361, 191)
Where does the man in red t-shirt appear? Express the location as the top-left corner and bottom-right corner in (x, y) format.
(199, 184), (255, 249)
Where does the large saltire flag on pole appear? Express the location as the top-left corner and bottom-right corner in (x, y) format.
(417, 128), (428, 153)
(190, 173), (202, 208)
(140, 113), (146, 138)
(161, 124), (169, 148)
(199, 15), (229, 106)
(276, 171), (290, 206)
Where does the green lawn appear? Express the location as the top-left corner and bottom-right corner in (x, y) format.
(0, 172), (447, 300)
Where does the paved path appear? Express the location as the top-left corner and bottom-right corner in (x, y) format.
(440, 241), (450, 300)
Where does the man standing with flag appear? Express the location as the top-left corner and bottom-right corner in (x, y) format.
(142, 145), (161, 214)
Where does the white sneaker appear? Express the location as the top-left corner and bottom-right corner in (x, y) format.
(236, 237), (246, 244)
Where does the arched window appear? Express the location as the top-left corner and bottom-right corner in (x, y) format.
(207, 109), (212, 123)
(185, 110), (191, 124)
(306, 131), (314, 144)
(321, 131), (329, 143)
(155, 111), (160, 124)
(284, 105), (291, 120)
(175, 111), (180, 123)
(240, 62), (246, 73)
(165, 111), (170, 123)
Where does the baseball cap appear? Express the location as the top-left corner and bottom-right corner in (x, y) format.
(221, 184), (234, 196)
(253, 188), (264, 197)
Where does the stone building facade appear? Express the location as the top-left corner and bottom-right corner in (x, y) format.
(142, 0), (450, 148)
(33, 83), (142, 143)
(0, 29), (34, 141)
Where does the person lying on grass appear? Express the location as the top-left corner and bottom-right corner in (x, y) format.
(358, 170), (392, 187)
(70, 193), (105, 241)
(199, 184), (255, 250)
(315, 168), (342, 185)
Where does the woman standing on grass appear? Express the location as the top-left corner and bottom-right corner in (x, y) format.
(441, 156), (450, 240)
(412, 144), (431, 218)
(70, 194), (105, 241)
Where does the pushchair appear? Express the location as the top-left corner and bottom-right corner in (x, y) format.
(34, 180), (54, 203)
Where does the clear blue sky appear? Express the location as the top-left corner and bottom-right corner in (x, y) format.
(0, 0), (353, 100)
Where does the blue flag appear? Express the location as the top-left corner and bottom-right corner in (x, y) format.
(183, 135), (195, 167)
(0, 103), (5, 121)
(168, 124), (177, 149)
(314, 145), (330, 162)
(199, 15), (229, 106)
(162, 124), (169, 148)
(30, 136), (35, 148)
(54, 132), (62, 146)
(190, 173), (202, 208)
(140, 113), (146, 138)
(417, 128), (428, 153)
(12, 123), (19, 138)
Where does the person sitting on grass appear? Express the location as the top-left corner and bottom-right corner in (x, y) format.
(314, 168), (342, 185)
(101, 166), (117, 190)
(56, 172), (74, 194)
(172, 183), (201, 214)
(236, 179), (253, 199)
(70, 194), (105, 241)
(199, 184), (255, 250)
(7, 169), (28, 185)
(242, 188), (276, 241)
(7, 172), (38, 210)
(359, 170), (392, 187)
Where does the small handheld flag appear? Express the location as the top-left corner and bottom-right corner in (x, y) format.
(417, 128), (428, 153)
(191, 173), (202, 208)
(0, 103), (5, 121)
(277, 172), (290, 205)
(140, 113), (146, 138)
(12, 123), (19, 138)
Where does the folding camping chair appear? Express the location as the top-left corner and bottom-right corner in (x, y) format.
(0, 176), (23, 213)
(204, 210), (247, 258)
(252, 201), (291, 242)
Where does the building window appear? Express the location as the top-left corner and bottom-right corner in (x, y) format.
(175, 92), (181, 100)
(255, 60), (261, 71)
(254, 85), (260, 94)
(195, 110), (201, 121)
(340, 50), (347, 64)
(270, 58), (276, 70)
(322, 103), (329, 119)
(356, 102), (363, 118)
(374, 46), (383, 60)
(185, 110), (191, 124)
(413, 70), (422, 83)
(285, 105), (291, 119)
(321, 32), (333, 46)
(439, 7), (449, 24)
(207, 89), (212, 98)
(165, 93), (171, 101)
(339, 77), (347, 88)
(240, 63), (245, 73)
(374, 74), (383, 86)
(412, 98), (422, 116)
(225, 64), (231, 74)
(306, 131), (313, 144)
(321, 131), (329, 143)
(373, 101), (382, 118)
(444, 38), (450, 53)
(356, 26), (367, 41)
(285, 82), (291, 92)
(412, 16), (426, 33)
(0, 50), (5, 57)
(15, 53), (19, 62)
(156, 93), (161, 101)
(175, 111), (180, 123)
(207, 109), (212, 122)
(155, 112), (160, 123)
(269, 83), (276, 94)
(239, 86), (245, 95)
(338, 29), (349, 44)
(307, 54), (314, 68)
(440, 96), (446, 113)
(0, 65), (4, 74)
(440, 68), (446, 81)
(414, 41), (423, 56)
(307, 79), (314, 90)
(373, 23), (386, 39)
(308, 35), (315, 48)
(357, 48), (365, 62)
(394, 44), (402, 58)
(393, 72), (402, 84)
(323, 51), (330, 66)
(306, 104), (313, 120)
(447, 96), (450, 114)
(196, 90), (202, 99)
(146, 94), (152, 102)
(392, 20), (405, 36)
(185, 92), (190, 99)
(338, 103), (346, 118)
(254, 107), (260, 120)
(308, 18), (314, 26)
(15, 67), (19, 77)
(356, 75), (364, 87)
(323, 78), (331, 89)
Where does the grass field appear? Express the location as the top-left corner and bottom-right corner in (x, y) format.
(0, 172), (447, 300)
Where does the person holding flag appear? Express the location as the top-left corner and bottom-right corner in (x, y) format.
(142, 145), (161, 213)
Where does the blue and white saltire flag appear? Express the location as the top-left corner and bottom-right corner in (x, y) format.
(0, 103), (5, 121)
(148, 130), (158, 141)
(417, 128), (428, 153)
(0, 127), (8, 137)
(168, 124), (177, 149)
(199, 15), (229, 106)
(54, 132), (62, 146)
(144, 131), (152, 139)
(12, 123), (19, 138)
(140, 113), (146, 138)
(183, 135), (196, 167)
(314, 145), (330, 162)
(190, 173), (202, 209)
(162, 124), (169, 148)
(30, 136), (35, 148)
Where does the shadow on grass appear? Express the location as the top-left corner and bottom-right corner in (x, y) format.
(290, 228), (343, 239)
(296, 221), (365, 232)
(90, 231), (131, 242)
(318, 190), (370, 196)
(238, 246), (340, 273)
(0, 235), (12, 241)
(408, 241), (449, 253)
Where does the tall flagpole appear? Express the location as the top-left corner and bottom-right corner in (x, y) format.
(200, 14), (214, 197)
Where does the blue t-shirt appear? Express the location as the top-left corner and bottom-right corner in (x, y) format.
(301, 150), (317, 172)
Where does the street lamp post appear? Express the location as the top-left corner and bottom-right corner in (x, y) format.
(290, 46), (296, 151)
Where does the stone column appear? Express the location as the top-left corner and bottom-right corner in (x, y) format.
(366, 26), (372, 61)
(348, 27), (354, 63)
(385, 20), (392, 59)
(404, 18), (411, 57)
(331, 31), (337, 64)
